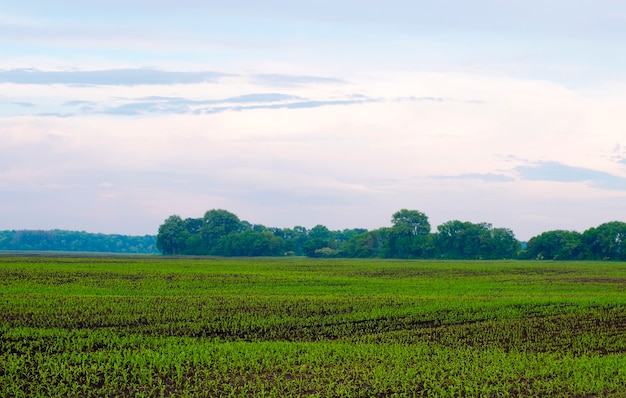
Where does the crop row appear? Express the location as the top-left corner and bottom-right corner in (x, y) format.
(3, 292), (624, 348)
(1, 256), (626, 396)
(3, 331), (626, 397)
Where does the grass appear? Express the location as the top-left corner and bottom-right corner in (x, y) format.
(1, 256), (625, 397)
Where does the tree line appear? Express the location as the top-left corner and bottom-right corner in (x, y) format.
(156, 208), (626, 260)
(0, 230), (159, 254)
(520, 223), (626, 261)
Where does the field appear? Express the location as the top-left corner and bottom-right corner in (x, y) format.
(1, 256), (626, 397)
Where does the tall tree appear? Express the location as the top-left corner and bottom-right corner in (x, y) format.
(582, 221), (626, 260)
(200, 209), (243, 254)
(525, 230), (582, 260)
(308, 225), (332, 241)
(156, 215), (188, 255)
(391, 209), (431, 236)
(342, 228), (388, 258)
(487, 227), (520, 259)
(436, 221), (519, 259)
(386, 209), (431, 258)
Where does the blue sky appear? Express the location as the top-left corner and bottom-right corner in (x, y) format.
(2, 1), (626, 240)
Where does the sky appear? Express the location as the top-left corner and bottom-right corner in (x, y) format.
(2, 1), (626, 241)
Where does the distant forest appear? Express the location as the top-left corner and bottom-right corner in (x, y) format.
(2, 209), (624, 259)
(0, 230), (158, 254)
(157, 209), (626, 261)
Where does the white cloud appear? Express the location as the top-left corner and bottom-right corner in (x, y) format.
(3, 0), (626, 238)
(2, 67), (626, 238)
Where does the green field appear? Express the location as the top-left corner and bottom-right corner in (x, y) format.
(1, 256), (625, 397)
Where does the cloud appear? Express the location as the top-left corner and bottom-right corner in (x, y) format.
(3, 66), (626, 239)
(10, 101), (35, 107)
(0, 69), (379, 116)
(431, 173), (514, 182)
(0, 68), (349, 90)
(224, 93), (303, 103)
(0, 68), (230, 86)
(35, 112), (75, 117)
(192, 101), (370, 115)
(20, 89), (377, 116)
(100, 102), (188, 116)
(516, 161), (626, 191)
(398, 96), (448, 102)
(95, 94), (300, 115)
(251, 74), (346, 87)
(63, 100), (96, 106)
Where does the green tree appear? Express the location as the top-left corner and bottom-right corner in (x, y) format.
(341, 228), (388, 258)
(303, 238), (330, 257)
(385, 209), (431, 258)
(338, 228), (368, 243)
(181, 217), (203, 254)
(252, 224), (268, 232)
(200, 209), (243, 254)
(487, 227), (520, 259)
(156, 215), (189, 255)
(391, 209), (431, 236)
(525, 230), (582, 260)
(184, 218), (203, 234)
(0, 230), (158, 253)
(436, 221), (519, 259)
(281, 226), (309, 255)
(213, 230), (285, 256)
(582, 221), (626, 260)
(308, 225), (331, 241)
(436, 220), (470, 259)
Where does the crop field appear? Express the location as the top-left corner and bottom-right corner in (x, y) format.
(1, 256), (626, 397)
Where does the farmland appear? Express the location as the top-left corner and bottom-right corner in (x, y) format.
(1, 256), (626, 397)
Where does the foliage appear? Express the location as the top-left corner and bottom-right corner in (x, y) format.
(156, 208), (524, 259)
(582, 221), (626, 261)
(201, 209), (245, 252)
(303, 238), (331, 257)
(391, 208), (431, 236)
(2, 256), (626, 397)
(156, 215), (188, 255)
(0, 230), (158, 253)
(521, 222), (626, 261)
(154, 209), (624, 260)
(436, 221), (519, 259)
(342, 228), (389, 258)
(525, 230), (584, 260)
(214, 230), (285, 257)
